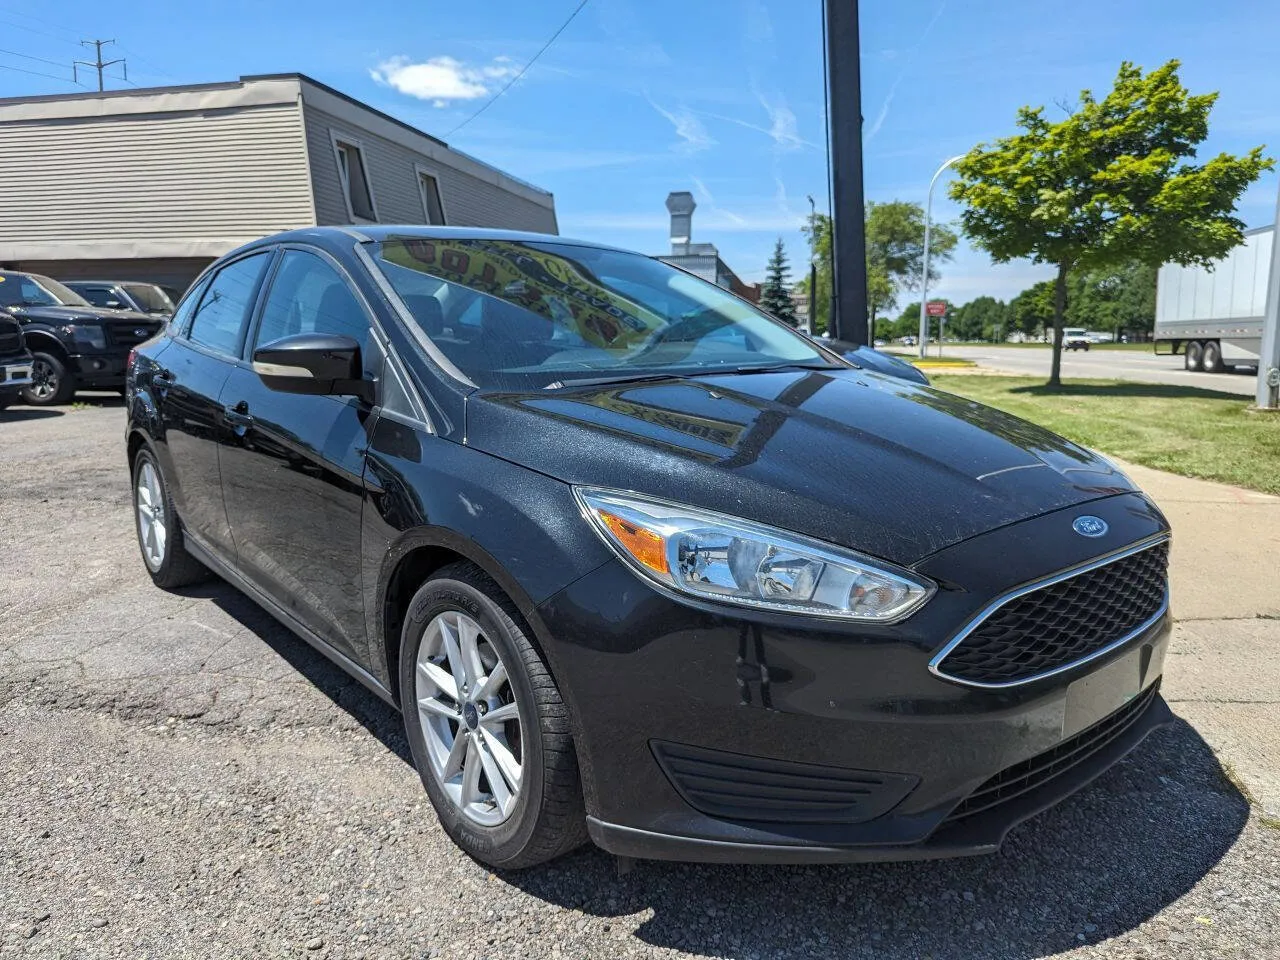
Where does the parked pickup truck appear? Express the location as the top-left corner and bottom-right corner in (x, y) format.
(0, 307), (34, 409)
(1063, 327), (1092, 351)
(0, 270), (165, 405)
(65, 280), (176, 319)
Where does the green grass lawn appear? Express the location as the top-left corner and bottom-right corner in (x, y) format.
(931, 375), (1280, 495)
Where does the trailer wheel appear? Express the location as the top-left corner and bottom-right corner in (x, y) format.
(1202, 340), (1225, 374)
(1185, 340), (1204, 372)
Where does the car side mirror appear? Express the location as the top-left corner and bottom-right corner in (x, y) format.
(252, 333), (374, 402)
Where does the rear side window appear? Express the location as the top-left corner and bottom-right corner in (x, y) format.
(253, 250), (371, 359)
(74, 285), (119, 308)
(188, 253), (270, 355)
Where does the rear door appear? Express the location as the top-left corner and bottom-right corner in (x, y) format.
(218, 246), (378, 663)
(156, 251), (273, 562)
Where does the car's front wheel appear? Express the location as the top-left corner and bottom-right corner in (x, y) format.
(399, 563), (586, 869)
(132, 447), (210, 589)
(22, 352), (74, 406)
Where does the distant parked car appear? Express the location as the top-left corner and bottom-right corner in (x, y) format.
(65, 280), (176, 318)
(0, 270), (165, 405)
(1063, 327), (1091, 351)
(0, 304), (33, 410)
(821, 338), (930, 385)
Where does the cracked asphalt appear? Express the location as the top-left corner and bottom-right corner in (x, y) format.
(2, 400), (1278, 960)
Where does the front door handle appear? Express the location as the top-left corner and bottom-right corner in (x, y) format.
(152, 369), (174, 388)
(224, 400), (254, 428)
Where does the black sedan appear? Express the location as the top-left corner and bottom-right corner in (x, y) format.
(125, 226), (1173, 869)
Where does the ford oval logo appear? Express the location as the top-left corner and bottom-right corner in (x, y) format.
(1073, 516), (1108, 538)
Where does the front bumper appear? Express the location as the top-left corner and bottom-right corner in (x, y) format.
(534, 491), (1173, 863)
(68, 351), (128, 387)
(1, 357), (33, 395)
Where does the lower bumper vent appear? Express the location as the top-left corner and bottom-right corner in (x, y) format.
(652, 741), (918, 824)
(942, 680), (1160, 824)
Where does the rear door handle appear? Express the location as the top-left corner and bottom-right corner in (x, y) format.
(224, 401), (253, 428)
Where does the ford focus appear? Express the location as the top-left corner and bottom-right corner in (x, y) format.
(125, 226), (1172, 868)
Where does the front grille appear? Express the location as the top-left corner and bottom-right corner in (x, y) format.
(0, 319), (21, 357)
(942, 680), (1160, 824)
(933, 540), (1169, 687)
(652, 741), (918, 824)
(105, 320), (159, 347)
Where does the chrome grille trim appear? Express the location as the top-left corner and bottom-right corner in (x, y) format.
(929, 535), (1170, 690)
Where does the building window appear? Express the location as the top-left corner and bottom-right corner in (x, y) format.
(332, 136), (377, 221)
(417, 169), (446, 225)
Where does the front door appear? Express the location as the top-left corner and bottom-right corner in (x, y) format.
(218, 247), (378, 663)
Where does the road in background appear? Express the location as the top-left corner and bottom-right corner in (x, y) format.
(935, 345), (1259, 395)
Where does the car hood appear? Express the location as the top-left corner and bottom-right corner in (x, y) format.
(12, 304), (154, 324)
(463, 368), (1136, 567)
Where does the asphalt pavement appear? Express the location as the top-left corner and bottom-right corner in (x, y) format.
(934, 346), (1260, 396)
(1, 400), (1277, 960)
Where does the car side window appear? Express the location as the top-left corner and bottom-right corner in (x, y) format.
(188, 252), (270, 356)
(253, 249), (372, 370)
(169, 276), (210, 335)
(76, 285), (115, 307)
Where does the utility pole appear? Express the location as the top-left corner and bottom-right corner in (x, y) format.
(1257, 180), (1280, 410)
(806, 195), (819, 335)
(74, 39), (126, 92)
(824, 0), (867, 346)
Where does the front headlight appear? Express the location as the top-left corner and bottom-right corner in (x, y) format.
(575, 488), (934, 622)
(61, 324), (107, 350)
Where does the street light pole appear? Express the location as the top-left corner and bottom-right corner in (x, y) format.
(807, 195), (819, 335)
(918, 155), (965, 359)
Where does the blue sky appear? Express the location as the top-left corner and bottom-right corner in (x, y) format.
(2, 0), (1278, 307)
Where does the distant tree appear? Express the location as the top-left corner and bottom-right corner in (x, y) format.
(803, 202), (957, 339)
(1068, 262), (1157, 340)
(950, 59), (1272, 386)
(1009, 281), (1056, 339)
(760, 237), (798, 326)
(953, 295), (1009, 341)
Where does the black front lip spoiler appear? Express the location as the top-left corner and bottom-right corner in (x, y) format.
(587, 694), (1175, 864)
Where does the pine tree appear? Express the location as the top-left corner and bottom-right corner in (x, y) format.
(759, 238), (798, 326)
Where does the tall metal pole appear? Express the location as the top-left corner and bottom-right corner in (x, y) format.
(807, 195), (819, 335)
(918, 155), (965, 358)
(824, 0), (867, 346)
(74, 39), (125, 92)
(1256, 180), (1280, 410)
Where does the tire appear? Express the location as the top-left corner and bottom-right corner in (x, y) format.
(21, 351), (75, 406)
(399, 562), (586, 869)
(131, 447), (210, 589)
(1185, 340), (1204, 372)
(1202, 340), (1225, 374)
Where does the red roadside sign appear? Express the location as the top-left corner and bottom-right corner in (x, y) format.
(926, 300), (948, 317)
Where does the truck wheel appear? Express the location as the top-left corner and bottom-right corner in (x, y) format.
(1202, 340), (1225, 373)
(21, 352), (75, 406)
(1185, 341), (1204, 372)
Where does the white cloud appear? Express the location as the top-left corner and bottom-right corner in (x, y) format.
(369, 55), (519, 106)
(691, 177), (715, 204)
(756, 91), (805, 150)
(646, 97), (715, 153)
(745, 0), (774, 44)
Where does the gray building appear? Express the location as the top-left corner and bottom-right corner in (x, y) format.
(0, 73), (558, 293)
(656, 191), (758, 302)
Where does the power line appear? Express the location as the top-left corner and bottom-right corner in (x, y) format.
(0, 46), (67, 68)
(0, 5), (81, 41)
(445, 0), (590, 137)
(0, 15), (81, 47)
(0, 60), (74, 82)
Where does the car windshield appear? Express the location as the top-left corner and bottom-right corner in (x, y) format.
(122, 283), (176, 313)
(0, 273), (90, 308)
(367, 237), (841, 390)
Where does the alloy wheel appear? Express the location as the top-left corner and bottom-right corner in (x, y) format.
(414, 610), (524, 827)
(29, 358), (57, 402)
(135, 460), (167, 571)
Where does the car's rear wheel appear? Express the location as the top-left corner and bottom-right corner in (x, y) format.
(1185, 340), (1204, 371)
(132, 447), (210, 589)
(22, 352), (74, 406)
(399, 563), (586, 869)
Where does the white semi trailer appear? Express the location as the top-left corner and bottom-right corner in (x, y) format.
(1154, 225), (1273, 373)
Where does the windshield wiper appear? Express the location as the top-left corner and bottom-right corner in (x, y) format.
(543, 362), (846, 390)
(543, 372), (685, 390)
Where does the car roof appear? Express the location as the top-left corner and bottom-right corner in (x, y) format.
(230, 224), (636, 257)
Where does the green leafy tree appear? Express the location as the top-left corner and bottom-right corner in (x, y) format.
(760, 237), (798, 326)
(952, 295), (1009, 342)
(803, 202), (957, 338)
(1009, 281), (1056, 339)
(1068, 262), (1157, 340)
(949, 59), (1272, 386)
